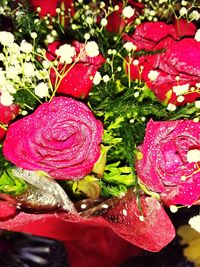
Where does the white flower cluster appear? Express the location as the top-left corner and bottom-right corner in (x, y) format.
(0, 31), (50, 106)
(189, 215), (200, 233)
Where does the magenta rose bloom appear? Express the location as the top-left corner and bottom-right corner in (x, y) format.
(136, 119), (200, 206)
(47, 41), (105, 99)
(3, 97), (103, 180)
(124, 20), (200, 105)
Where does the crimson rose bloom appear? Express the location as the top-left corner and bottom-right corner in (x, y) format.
(124, 20), (200, 105)
(136, 119), (200, 206)
(29, 0), (74, 17)
(3, 97), (103, 180)
(0, 103), (20, 140)
(47, 41), (105, 99)
(106, 0), (143, 34)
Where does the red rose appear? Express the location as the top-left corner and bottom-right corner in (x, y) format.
(0, 103), (20, 140)
(136, 119), (200, 206)
(124, 20), (200, 105)
(29, 0), (74, 17)
(106, 0), (143, 34)
(47, 41), (105, 99)
(0, 192), (175, 260)
(3, 97), (103, 180)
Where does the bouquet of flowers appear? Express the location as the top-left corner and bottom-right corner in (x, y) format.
(0, 0), (200, 266)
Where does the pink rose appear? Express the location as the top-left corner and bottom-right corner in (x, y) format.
(29, 0), (74, 17)
(0, 192), (175, 256)
(124, 20), (200, 105)
(3, 97), (103, 180)
(47, 41), (105, 99)
(106, 0), (143, 34)
(0, 103), (20, 140)
(136, 119), (200, 206)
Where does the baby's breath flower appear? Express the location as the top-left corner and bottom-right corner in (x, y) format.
(0, 90), (14, 106)
(56, 8), (61, 14)
(85, 41), (99, 57)
(123, 42), (137, 52)
(71, 24), (78, 30)
(45, 34), (54, 44)
(6, 66), (20, 79)
(30, 32), (37, 39)
(55, 44), (76, 64)
(195, 29), (200, 42)
(177, 95), (185, 103)
(189, 215), (200, 233)
(0, 53), (4, 61)
(167, 103), (176, 111)
(148, 70), (159, 81)
(187, 149), (200, 163)
(170, 205), (178, 213)
(190, 10), (200, 21)
(114, 5), (119, 11)
(0, 69), (6, 86)
(135, 18), (141, 25)
(24, 62), (35, 77)
(100, 2), (105, 8)
(122, 6), (135, 18)
(35, 69), (49, 80)
(51, 30), (57, 37)
(193, 118), (200, 122)
(172, 84), (189, 96)
(102, 75), (109, 83)
(0, 31), (14, 46)
(132, 59), (139, 66)
(179, 7), (187, 16)
(2, 82), (16, 94)
(36, 6), (41, 13)
(20, 40), (33, 53)
(195, 100), (200, 108)
(34, 19), (40, 24)
(42, 60), (50, 69)
(84, 33), (90, 40)
(101, 18), (108, 27)
(181, 0), (188, 6)
(93, 71), (102, 85)
(21, 110), (28, 116)
(86, 16), (93, 25)
(134, 91), (139, 98)
(34, 82), (49, 98)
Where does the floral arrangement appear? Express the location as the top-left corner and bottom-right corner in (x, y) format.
(0, 0), (200, 266)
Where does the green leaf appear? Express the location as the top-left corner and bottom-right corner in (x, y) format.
(72, 175), (100, 199)
(100, 182), (127, 197)
(103, 162), (135, 187)
(92, 145), (111, 177)
(0, 168), (27, 195)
